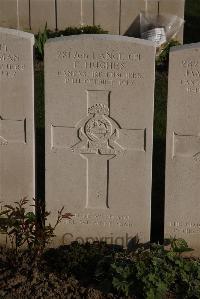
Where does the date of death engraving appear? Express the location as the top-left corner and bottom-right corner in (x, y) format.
(65, 213), (134, 228)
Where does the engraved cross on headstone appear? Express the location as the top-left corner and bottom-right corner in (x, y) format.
(51, 90), (146, 209)
(173, 132), (200, 161)
(0, 117), (26, 145)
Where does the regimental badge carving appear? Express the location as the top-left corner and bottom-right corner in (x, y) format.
(71, 103), (123, 156)
(0, 136), (8, 146)
(51, 90), (146, 210)
(193, 152), (200, 162)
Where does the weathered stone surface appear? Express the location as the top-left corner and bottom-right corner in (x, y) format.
(120, 0), (158, 36)
(159, 0), (185, 43)
(57, 0), (93, 30)
(18, 0), (30, 30)
(165, 43), (200, 255)
(45, 35), (155, 247)
(94, 0), (120, 34)
(0, 0), (18, 28)
(30, 0), (56, 33)
(57, 0), (81, 29)
(81, 0), (94, 26)
(0, 29), (35, 235)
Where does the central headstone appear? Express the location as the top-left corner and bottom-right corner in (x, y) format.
(45, 35), (155, 247)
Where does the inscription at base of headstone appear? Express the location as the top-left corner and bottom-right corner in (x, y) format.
(45, 35), (155, 247)
(165, 43), (200, 255)
(0, 28), (35, 244)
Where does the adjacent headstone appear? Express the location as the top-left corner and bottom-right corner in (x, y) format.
(45, 35), (155, 247)
(30, 0), (56, 33)
(0, 0), (18, 29)
(165, 43), (200, 255)
(0, 28), (35, 239)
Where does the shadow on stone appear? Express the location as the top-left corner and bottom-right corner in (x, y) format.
(123, 15), (140, 37)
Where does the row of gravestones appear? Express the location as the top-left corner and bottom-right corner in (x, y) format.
(0, 28), (200, 255)
(0, 0), (185, 41)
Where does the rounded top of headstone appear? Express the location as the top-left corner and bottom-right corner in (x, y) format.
(0, 27), (34, 45)
(170, 42), (200, 54)
(45, 34), (155, 48)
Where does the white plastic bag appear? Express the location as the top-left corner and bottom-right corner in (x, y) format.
(140, 12), (184, 54)
(141, 27), (166, 47)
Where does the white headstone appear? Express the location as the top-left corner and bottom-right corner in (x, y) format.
(165, 43), (200, 255)
(45, 35), (155, 247)
(0, 28), (35, 224)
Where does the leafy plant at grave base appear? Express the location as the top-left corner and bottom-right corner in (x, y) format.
(0, 198), (73, 254)
(109, 239), (200, 299)
(0, 198), (199, 299)
(34, 23), (48, 61)
(110, 244), (174, 298)
(156, 39), (181, 70)
(1, 235), (200, 298)
(35, 24), (108, 61)
(168, 237), (194, 256)
(41, 238), (200, 298)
